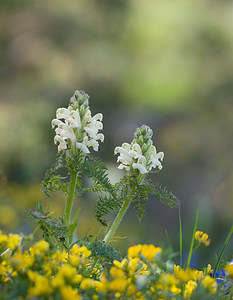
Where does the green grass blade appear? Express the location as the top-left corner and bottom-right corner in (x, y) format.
(179, 205), (182, 266)
(213, 224), (233, 278)
(186, 205), (200, 269)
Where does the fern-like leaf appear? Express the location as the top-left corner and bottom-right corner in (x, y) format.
(95, 177), (130, 226)
(132, 184), (149, 221)
(27, 209), (69, 242)
(95, 196), (122, 226)
(81, 155), (115, 198)
(144, 180), (179, 208)
(88, 240), (122, 265)
(41, 152), (68, 197)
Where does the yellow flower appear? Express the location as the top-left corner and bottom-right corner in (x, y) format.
(128, 244), (161, 261)
(69, 245), (91, 266)
(0, 233), (8, 246)
(127, 283), (137, 296)
(27, 271), (52, 297)
(94, 280), (108, 293)
(43, 261), (56, 276)
(195, 231), (210, 246)
(60, 285), (82, 300)
(170, 284), (181, 295)
(69, 255), (81, 266)
(0, 261), (15, 282)
(7, 234), (21, 250)
(110, 266), (125, 278)
(52, 273), (65, 288)
(71, 245), (91, 258)
(201, 275), (217, 294)
(140, 244), (162, 261)
(225, 263), (233, 277)
(128, 258), (140, 276)
(184, 280), (197, 299)
(128, 244), (142, 258)
(207, 264), (212, 274)
(60, 264), (78, 281)
(11, 250), (34, 271)
(29, 240), (50, 256)
(109, 278), (128, 293)
(174, 265), (199, 283)
(73, 274), (83, 284)
(113, 260), (123, 269)
(160, 273), (179, 287)
(51, 250), (68, 263)
(80, 278), (94, 290)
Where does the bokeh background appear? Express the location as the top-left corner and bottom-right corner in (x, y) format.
(0, 0), (233, 267)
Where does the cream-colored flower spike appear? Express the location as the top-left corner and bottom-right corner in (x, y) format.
(114, 125), (164, 175)
(52, 90), (104, 155)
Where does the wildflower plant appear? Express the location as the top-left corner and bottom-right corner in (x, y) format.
(30, 89), (179, 252)
(1, 89), (233, 299)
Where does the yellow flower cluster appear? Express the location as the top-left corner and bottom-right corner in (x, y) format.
(195, 231), (211, 246)
(225, 261), (233, 278)
(0, 230), (21, 253)
(128, 244), (162, 261)
(0, 232), (226, 299)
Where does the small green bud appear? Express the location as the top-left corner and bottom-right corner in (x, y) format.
(70, 90), (90, 112)
(138, 136), (144, 146)
(147, 139), (153, 148)
(141, 144), (148, 154)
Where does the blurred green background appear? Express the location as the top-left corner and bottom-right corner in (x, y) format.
(0, 0), (233, 267)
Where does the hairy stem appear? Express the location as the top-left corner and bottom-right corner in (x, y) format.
(64, 170), (78, 226)
(103, 197), (131, 245)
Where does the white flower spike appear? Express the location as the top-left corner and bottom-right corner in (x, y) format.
(52, 90), (104, 156)
(114, 125), (164, 179)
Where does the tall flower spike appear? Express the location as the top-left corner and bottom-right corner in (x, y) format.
(114, 125), (164, 181)
(52, 90), (104, 156)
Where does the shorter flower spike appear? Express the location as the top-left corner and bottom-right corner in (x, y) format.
(114, 125), (164, 180)
(52, 90), (104, 156)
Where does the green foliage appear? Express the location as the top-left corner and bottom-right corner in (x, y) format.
(95, 195), (122, 226)
(41, 152), (69, 198)
(145, 180), (179, 208)
(80, 155), (115, 197)
(130, 179), (179, 221)
(95, 177), (130, 226)
(27, 209), (69, 245)
(88, 240), (122, 266)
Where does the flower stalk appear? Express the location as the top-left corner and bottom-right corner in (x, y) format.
(64, 170), (78, 226)
(103, 197), (131, 245)
(104, 125), (164, 245)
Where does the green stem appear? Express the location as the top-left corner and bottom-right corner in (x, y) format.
(183, 244), (200, 268)
(103, 197), (131, 245)
(213, 224), (233, 278)
(186, 205), (200, 269)
(22, 224), (42, 247)
(64, 170), (78, 226)
(179, 205), (182, 266)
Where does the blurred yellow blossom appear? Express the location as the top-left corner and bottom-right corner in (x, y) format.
(60, 285), (82, 300)
(29, 240), (49, 256)
(128, 244), (161, 261)
(195, 231), (210, 246)
(201, 275), (217, 294)
(225, 262), (233, 277)
(184, 280), (197, 299)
